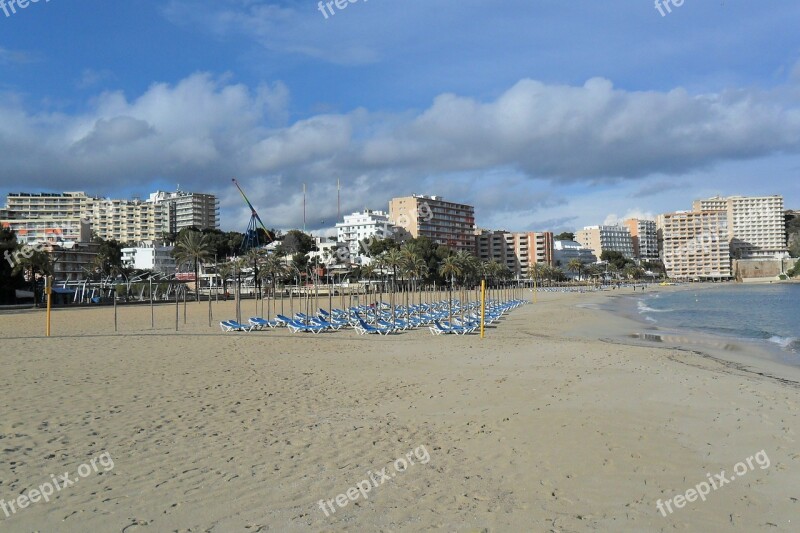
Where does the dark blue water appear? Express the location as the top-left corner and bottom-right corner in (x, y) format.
(635, 284), (800, 356)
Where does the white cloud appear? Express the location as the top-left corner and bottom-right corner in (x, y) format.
(2, 73), (800, 231)
(603, 209), (657, 226)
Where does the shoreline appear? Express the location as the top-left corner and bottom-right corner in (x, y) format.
(579, 284), (800, 385)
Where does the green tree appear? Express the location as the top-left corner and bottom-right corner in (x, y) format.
(202, 229), (245, 259)
(600, 250), (629, 271)
(367, 237), (401, 257)
(566, 258), (584, 280)
(276, 230), (315, 257)
(173, 230), (213, 301)
(0, 228), (25, 303)
(438, 255), (463, 324)
(555, 232), (575, 241)
(382, 249), (404, 321)
(622, 264), (644, 280)
(12, 249), (52, 305)
(91, 239), (124, 279)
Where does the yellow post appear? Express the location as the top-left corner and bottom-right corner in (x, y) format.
(480, 279), (486, 339)
(45, 275), (52, 337)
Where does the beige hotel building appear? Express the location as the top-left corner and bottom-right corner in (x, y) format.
(475, 230), (554, 279)
(388, 194), (475, 253)
(658, 210), (732, 280)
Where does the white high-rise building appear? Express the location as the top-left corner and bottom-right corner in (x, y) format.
(692, 195), (787, 259)
(335, 209), (397, 258)
(147, 190), (219, 234)
(576, 225), (634, 259)
(623, 219), (659, 261)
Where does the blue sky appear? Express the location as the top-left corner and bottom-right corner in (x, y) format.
(1, 0), (799, 235)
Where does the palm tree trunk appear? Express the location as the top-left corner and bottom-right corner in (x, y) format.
(448, 276), (453, 324)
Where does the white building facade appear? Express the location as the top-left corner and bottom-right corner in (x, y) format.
(552, 240), (598, 272)
(335, 210), (397, 259)
(576, 225), (634, 259)
(693, 195), (787, 259)
(121, 245), (177, 274)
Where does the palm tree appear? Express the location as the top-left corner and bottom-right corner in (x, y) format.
(373, 256), (386, 311)
(498, 264), (513, 301)
(401, 243), (422, 312)
(567, 258), (584, 281)
(12, 249), (52, 306)
(438, 255), (463, 325)
(259, 255), (286, 318)
(173, 231), (214, 303)
(409, 255), (428, 310)
(529, 261), (553, 299)
(361, 262), (378, 319)
(217, 261), (235, 299)
(623, 264), (644, 280)
(244, 248), (267, 300)
(383, 249), (404, 321)
(607, 262), (620, 281)
(454, 251), (477, 313)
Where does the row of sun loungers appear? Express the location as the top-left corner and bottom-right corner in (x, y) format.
(219, 298), (527, 335)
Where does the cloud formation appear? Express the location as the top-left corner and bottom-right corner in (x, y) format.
(1, 72), (799, 230)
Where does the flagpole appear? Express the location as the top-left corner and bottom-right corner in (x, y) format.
(303, 183), (307, 233)
(337, 178), (340, 222)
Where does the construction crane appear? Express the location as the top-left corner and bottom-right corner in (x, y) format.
(232, 178), (272, 251)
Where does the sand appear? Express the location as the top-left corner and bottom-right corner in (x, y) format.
(0, 289), (798, 531)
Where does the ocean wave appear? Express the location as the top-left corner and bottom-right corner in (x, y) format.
(637, 300), (673, 313)
(768, 335), (800, 352)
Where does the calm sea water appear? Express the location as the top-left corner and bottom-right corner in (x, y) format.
(635, 284), (800, 356)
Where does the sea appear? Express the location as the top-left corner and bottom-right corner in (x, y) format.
(632, 283), (800, 366)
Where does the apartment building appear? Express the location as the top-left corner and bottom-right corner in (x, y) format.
(552, 240), (597, 272)
(623, 218), (658, 261)
(576, 225), (634, 259)
(693, 195), (787, 259)
(3, 190), (219, 244)
(1, 216), (91, 245)
(475, 230), (554, 278)
(658, 210), (732, 280)
(148, 190), (219, 234)
(335, 209), (398, 258)
(388, 195), (475, 253)
(121, 245), (177, 274)
(39, 241), (102, 282)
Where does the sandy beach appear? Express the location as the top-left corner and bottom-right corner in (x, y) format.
(1, 288), (798, 531)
